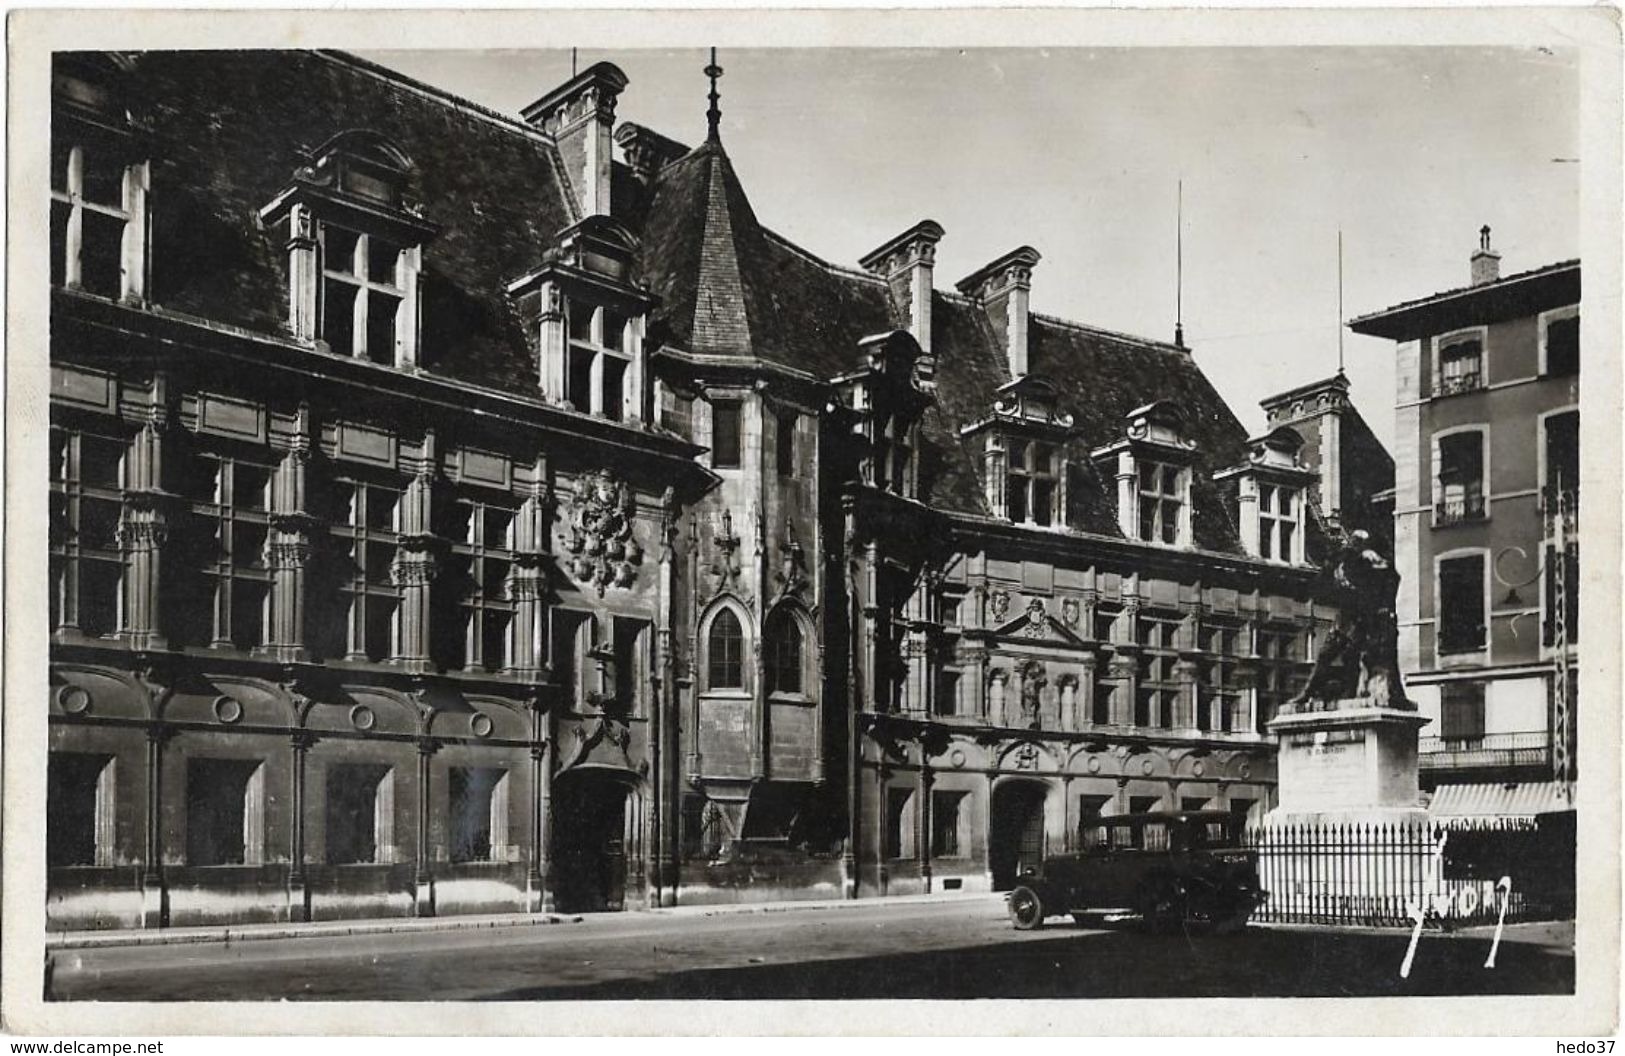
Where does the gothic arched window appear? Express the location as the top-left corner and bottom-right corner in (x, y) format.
(707, 608), (745, 690)
(765, 609), (805, 695)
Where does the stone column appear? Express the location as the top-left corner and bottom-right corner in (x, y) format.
(288, 729), (316, 922)
(1078, 653), (1099, 727)
(875, 762), (890, 897)
(414, 737), (438, 917)
(528, 700), (555, 913)
(285, 203), (319, 342)
(119, 416), (168, 651)
(1114, 451), (1138, 539)
(266, 438), (313, 663)
(391, 462), (437, 674)
(537, 282), (567, 404)
(918, 760), (933, 893)
(141, 722), (173, 929)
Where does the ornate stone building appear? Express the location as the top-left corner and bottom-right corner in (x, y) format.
(45, 49), (1391, 928)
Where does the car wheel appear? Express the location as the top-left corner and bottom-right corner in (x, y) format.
(1142, 881), (1187, 935)
(1008, 886), (1045, 930)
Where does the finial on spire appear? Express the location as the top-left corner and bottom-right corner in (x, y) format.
(1174, 178), (1185, 348)
(705, 47), (724, 142)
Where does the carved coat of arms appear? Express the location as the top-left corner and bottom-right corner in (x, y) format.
(560, 469), (644, 596)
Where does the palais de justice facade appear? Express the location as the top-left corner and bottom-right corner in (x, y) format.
(45, 50), (1392, 929)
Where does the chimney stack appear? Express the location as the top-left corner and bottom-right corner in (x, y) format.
(1471, 224), (1501, 286)
(522, 61), (629, 218)
(956, 247), (1041, 377)
(614, 122), (689, 183)
(859, 220), (945, 354)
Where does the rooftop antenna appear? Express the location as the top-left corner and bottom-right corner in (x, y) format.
(571, 48), (578, 78)
(1174, 179), (1185, 348)
(1337, 228), (1345, 375)
(705, 47), (724, 143)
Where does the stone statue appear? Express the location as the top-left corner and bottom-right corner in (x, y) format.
(1286, 529), (1412, 712)
(1019, 661), (1046, 729)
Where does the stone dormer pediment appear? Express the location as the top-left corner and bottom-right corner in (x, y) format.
(989, 598), (1088, 646)
(960, 374), (1074, 439)
(1214, 425), (1318, 487)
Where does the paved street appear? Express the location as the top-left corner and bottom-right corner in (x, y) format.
(46, 897), (1573, 1001)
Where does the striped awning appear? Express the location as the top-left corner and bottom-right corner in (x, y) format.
(1426, 780), (1571, 818)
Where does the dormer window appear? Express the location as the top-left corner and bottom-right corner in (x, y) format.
(1216, 426), (1315, 564)
(874, 413), (915, 495)
(259, 131), (436, 369)
(1093, 401), (1196, 548)
(51, 55), (149, 303)
(1007, 439), (1059, 526)
(321, 225), (406, 365)
(507, 215), (652, 425)
(565, 299), (633, 420)
(835, 331), (933, 500)
(1137, 461), (1185, 544)
(1257, 484), (1299, 560)
(964, 375), (1075, 528)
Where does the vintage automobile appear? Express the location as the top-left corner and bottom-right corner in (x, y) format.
(1006, 810), (1265, 932)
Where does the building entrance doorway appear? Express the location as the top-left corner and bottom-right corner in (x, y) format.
(990, 780), (1048, 891)
(552, 770), (631, 913)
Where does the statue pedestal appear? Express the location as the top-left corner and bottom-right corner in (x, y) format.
(1264, 704), (1431, 825)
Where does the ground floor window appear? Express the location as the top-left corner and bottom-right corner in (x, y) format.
(186, 758), (265, 866)
(1129, 794), (1162, 815)
(1180, 796), (1211, 812)
(930, 790), (968, 858)
(448, 766), (508, 863)
(47, 752), (114, 868)
(325, 764), (394, 864)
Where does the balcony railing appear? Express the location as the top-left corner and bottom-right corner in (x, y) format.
(1419, 730), (1550, 770)
(1437, 371), (1484, 397)
(1435, 495), (1487, 526)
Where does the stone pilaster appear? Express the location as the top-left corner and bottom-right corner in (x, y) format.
(1077, 653), (1099, 727)
(140, 721), (174, 929)
(536, 282), (567, 404)
(391, 460), (437, 673)
(265, 429), (314, 662)
(288, 729), (317, 922)
(119, 415), (168, 651)
(286, 202), (319, 342)
(414, 737), (438, 917)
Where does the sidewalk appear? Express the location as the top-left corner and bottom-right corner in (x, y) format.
(44, 889), (1000, 951)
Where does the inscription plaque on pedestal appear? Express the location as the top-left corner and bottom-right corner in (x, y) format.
(1266, 705), (1430, 823)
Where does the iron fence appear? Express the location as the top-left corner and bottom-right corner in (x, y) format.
(1242, 817), (1573, 927)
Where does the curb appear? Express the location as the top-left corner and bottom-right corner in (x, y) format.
(46, 912), (581, 951)
(45, 891), (1003, 951)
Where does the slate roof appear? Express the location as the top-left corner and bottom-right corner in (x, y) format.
(636, 141), (894, 378)
(122, 50), (577, 397)
(630, 137), (1252, 553)
(100, 50), (1261, 557)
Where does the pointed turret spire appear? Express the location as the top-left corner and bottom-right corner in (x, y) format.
(705, 47), (724, 143)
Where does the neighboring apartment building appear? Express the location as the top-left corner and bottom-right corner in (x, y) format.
(46, 49), (1391, 930)
(1349, 231), (1579, 817)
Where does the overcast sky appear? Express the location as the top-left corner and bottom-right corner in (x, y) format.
(363, 46), (1580, 449)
